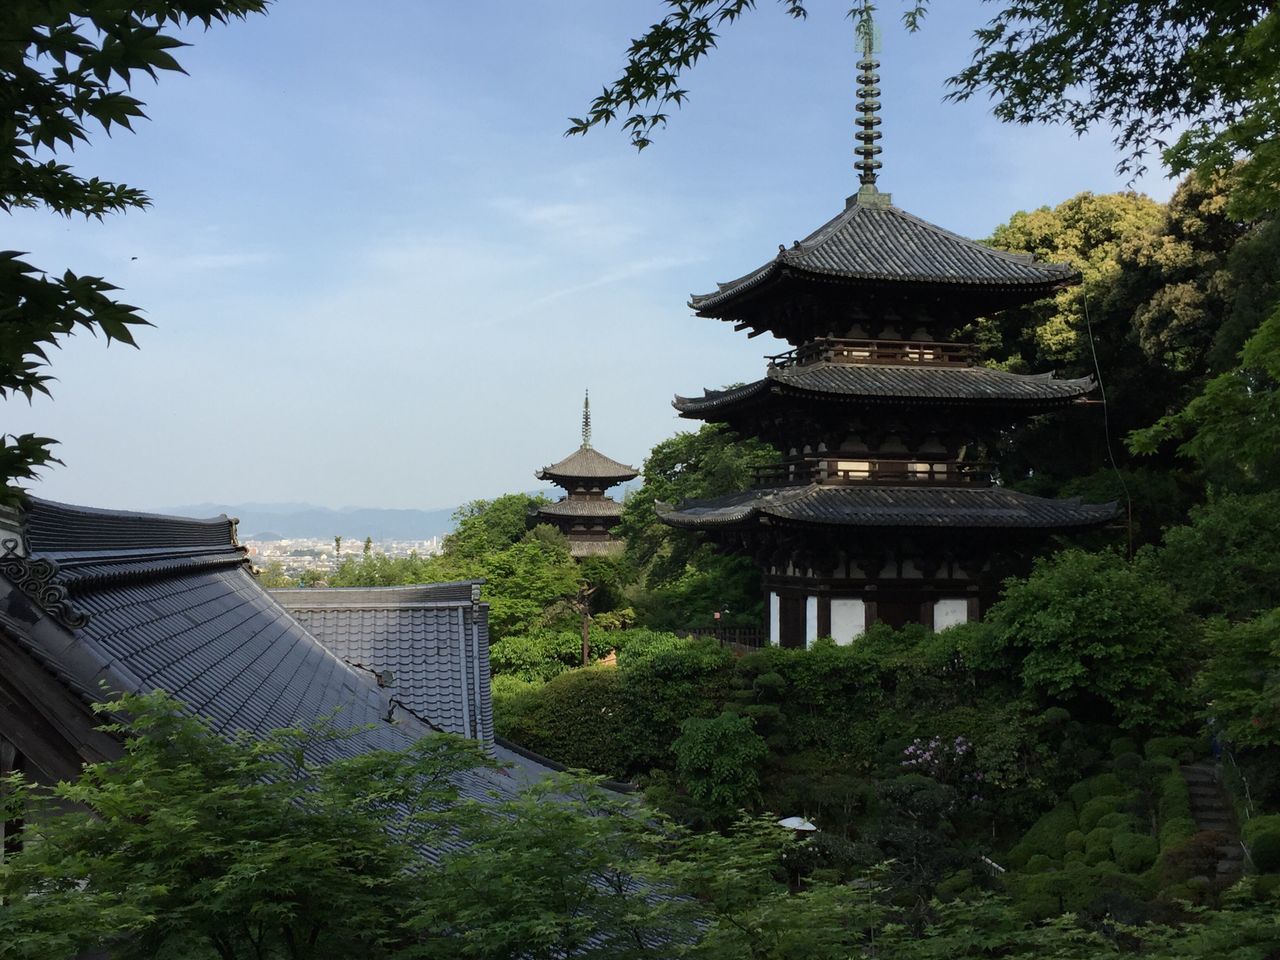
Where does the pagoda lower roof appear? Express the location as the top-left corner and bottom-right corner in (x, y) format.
(536, 445), (638, 484)
(536, 498), (626, 519)
(674, 363), (1095, 417)
(690, 188), (1078, 316)
(656, 484), (1118, 531)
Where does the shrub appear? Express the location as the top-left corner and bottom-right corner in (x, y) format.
(1065, 830), (1086, 853)
(1097, 812), (1139, 832)
(673, 711), (768, 822)
(985, 550), (1193, 729)
(1067, 781), (1093, 811)
(1159, 774), (1193, 823)
(1089, 773), (1125, 798)
(1085, 828), (1114, 865)
(1112, 833), (1159, 872)
(1248, 831), (1280, 873)
(1018, 802), (1078, 861)
(1159, 817), (1197, 850)
(1080, 796), (1122, 832)
(490, 674), (543, 739)
(1064, 850), (1086, 865)
(498, 666), (627, 776)
(489, 629), (582, 681)
(1145, 736), (1196, 763)
(1008, 861), (1100, 920)
(1110, 737), (1138, 758)
(1242, 814), (1280, 847)
(1024, 854), (1055, 874)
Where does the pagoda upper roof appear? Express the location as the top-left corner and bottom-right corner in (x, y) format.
(657, 484), (1118, 531)
(690, 188), (1078, 315)
(536, 445), (639, 484)
(675, 363), (1095, 417)
(536, 497), (626, 519)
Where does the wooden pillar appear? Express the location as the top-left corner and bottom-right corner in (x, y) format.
(816, 593), (832, 640)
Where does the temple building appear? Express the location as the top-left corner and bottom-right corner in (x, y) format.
(658, 30), (1117, 647)
(533, 393), (638, 558)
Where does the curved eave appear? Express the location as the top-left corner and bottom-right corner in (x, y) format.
(535, 499), (626, 519)
(673, 369), (1097, 419)
(690, 262), (1077, 317)
(658, 486), (1119, 532)
(535, 468), (638, 486)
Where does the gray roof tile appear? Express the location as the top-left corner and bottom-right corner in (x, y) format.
(658, 484), (1118, 530)
(691, 190), (1078, 313)
(536, 445), (638, 484)
(675, 363), (1095, 416)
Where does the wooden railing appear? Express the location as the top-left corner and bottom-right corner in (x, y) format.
(676, 627), (768, 650)
(752, 457), (994, 487)
(767, 337), (977, 368)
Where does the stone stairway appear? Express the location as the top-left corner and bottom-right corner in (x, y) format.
(1181, 760), (1245, 882)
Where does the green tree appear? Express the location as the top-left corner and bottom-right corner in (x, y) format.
(443, 493), (548, 559)
(1145, 490), (1280, 620)
(1197, 610), (1280, 751)
(674, 711), (769, 824)
(1, 1), (269, 501)
(977, 549), (1194, 731)
(619, 424), (776, 628)
(254, 559), (293, 588)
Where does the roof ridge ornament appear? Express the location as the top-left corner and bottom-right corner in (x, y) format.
(582, 389), (592, 448)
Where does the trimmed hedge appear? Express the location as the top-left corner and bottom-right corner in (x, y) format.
(1250, 831), (1280, 873)
(1112, 833), (1158, 872)
(498, 666), (627, 776)
(1159, 774), (1193, 823)
(1242, 814), (1280, 847)
(1019, 802), (1079, 861)
(1080, 795), (1122, 832)
(1159, 817), (1197, 850)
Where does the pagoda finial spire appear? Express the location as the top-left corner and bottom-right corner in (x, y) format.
(582, 390), (592, 448)
(854, 12), (883, 187)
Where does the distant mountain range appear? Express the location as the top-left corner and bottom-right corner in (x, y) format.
(163, 502), (459, 541)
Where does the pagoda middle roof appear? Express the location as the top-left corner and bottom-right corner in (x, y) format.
(536, 497), (626, 519)
(657, 484), (1118, 531)
(690, 189), (1078, 314)
(675, 363), (1096, 416)
(536, 445), (639, 483)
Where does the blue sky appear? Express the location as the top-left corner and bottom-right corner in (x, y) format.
(8, 1), (1176, 512)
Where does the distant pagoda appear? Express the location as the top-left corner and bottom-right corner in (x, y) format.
(658, 22), (1117, 646)
(534, 392), (638, 558)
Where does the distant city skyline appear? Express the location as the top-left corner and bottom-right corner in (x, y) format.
(8, 1), (1177, 512)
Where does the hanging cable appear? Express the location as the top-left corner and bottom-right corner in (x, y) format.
(1082, 290), (1134, 557)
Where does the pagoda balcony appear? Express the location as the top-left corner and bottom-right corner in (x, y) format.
(752, 456), (994, 488)
(766, 337), (977, 369)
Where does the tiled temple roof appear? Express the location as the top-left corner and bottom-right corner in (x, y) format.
(0, 498), (536, 833)
(656, 484), (1118, 531)
(674, 363), (1096, 416)
(690, 188), (1077, 314)
(535, 498), (626, 519)
(536, 445), (638, 484)
(271, 582), (492, 744)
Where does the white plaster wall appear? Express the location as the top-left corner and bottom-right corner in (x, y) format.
(830, 598), (866, 645)
(805, 596), (819, 648)
(934, 598), (969, 630)
(769, 592), (781, 646)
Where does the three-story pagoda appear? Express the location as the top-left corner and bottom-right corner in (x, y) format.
(658, 31), (1117, 646)
(534, 393), (638, 558)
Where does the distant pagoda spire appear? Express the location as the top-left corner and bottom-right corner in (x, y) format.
(854, 12), (883, 187)
(582, 389), (592, 448)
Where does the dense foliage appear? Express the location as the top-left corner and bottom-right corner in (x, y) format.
(5, 693), (1280, 959)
